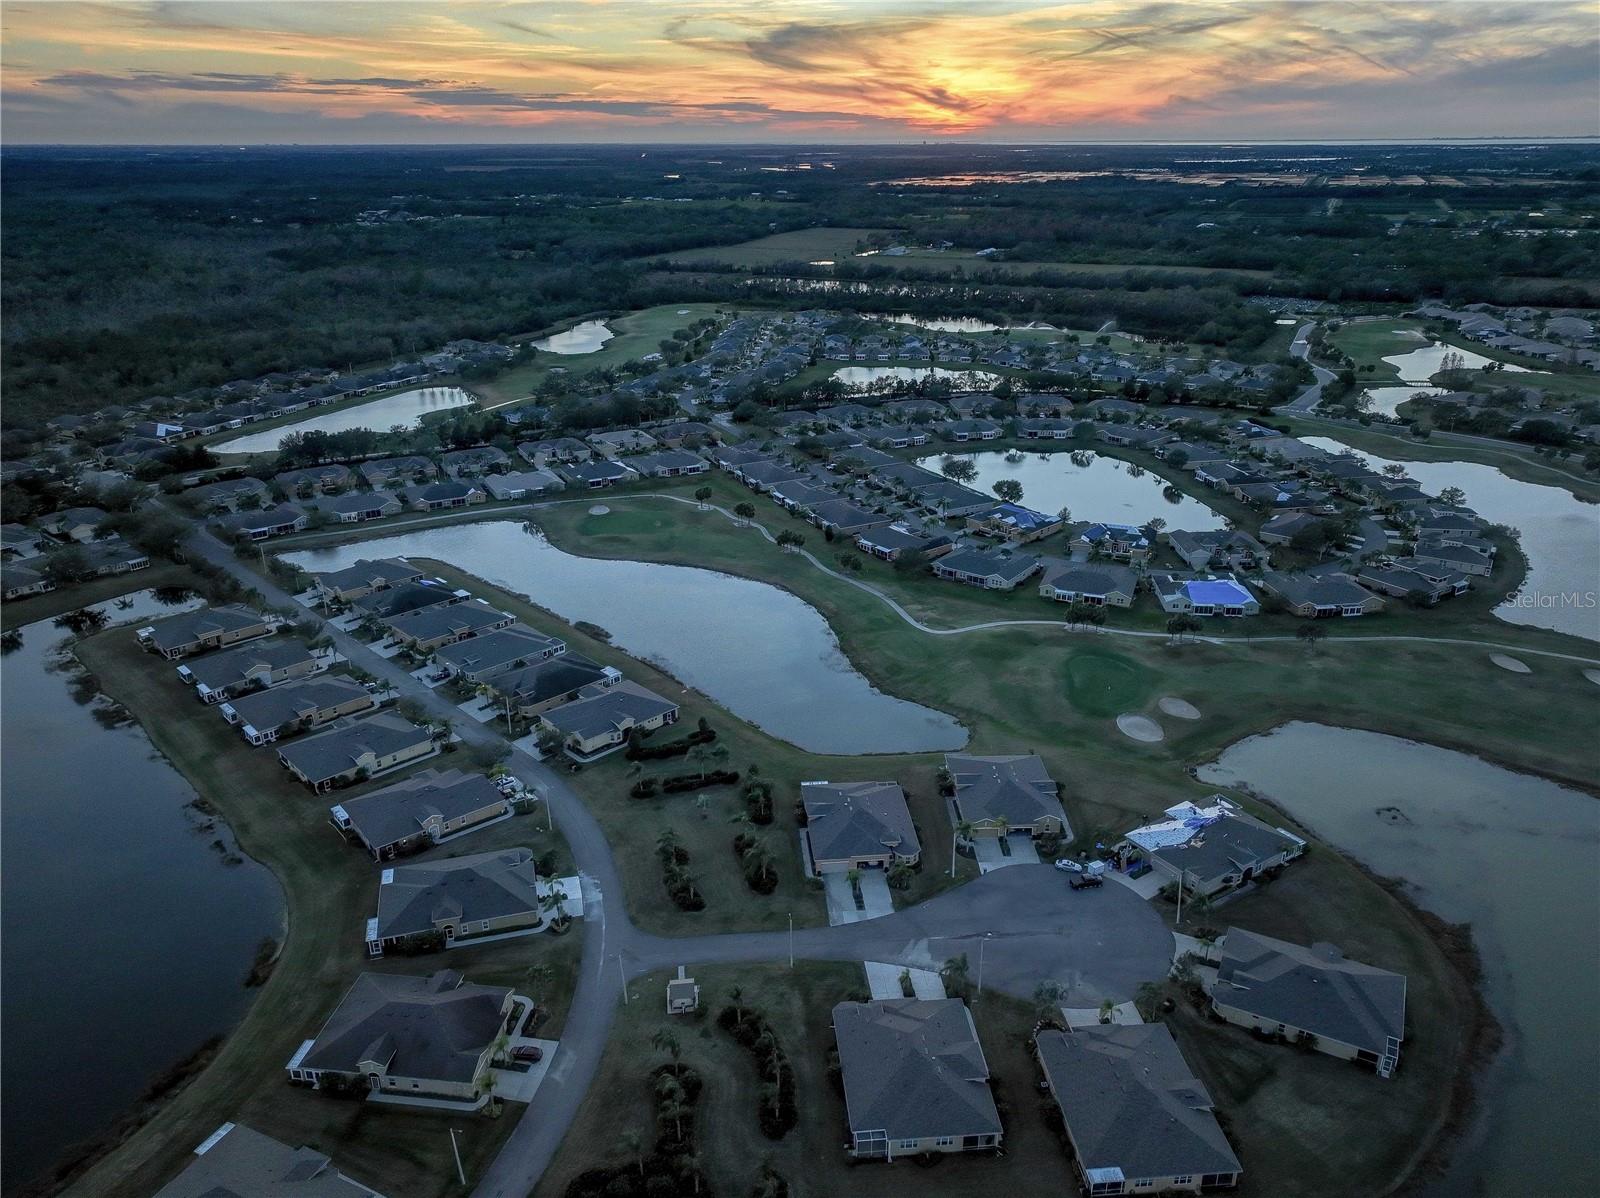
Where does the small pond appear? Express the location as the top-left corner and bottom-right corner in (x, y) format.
(1305, 436), (1600, 641)
(1360, 384), (1447, 417)
(1199, 723), (1600, 1198)
(286, 522), (967, 755)
(531, 320), (614, 355)
(918, 450), (1229, 531)
(831, 365), (1000, 388)
(1383, 342), (1535, 384)
(213, 386), (475, 454)
(1, 589), (285, 1190)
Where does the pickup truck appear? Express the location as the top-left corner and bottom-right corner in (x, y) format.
(1068, 872), (1103, 890)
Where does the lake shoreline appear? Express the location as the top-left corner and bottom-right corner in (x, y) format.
(1224, 773), (1505, 1195)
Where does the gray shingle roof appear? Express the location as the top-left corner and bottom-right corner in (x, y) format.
(1150, 812), (1301, 887)
(143, 605), (268, 654)
(833, 1000), (1001, 1142)
(384, 598), (509, 642)
(432, 625), (565, 675)
(1215, 928), (1407, 1056)
(336, 767), (507, 852)
(182, 639), (315, 692)
(314, 558), (422, 595)
(152, 1123), (379, 1198)
(227, 675), (372, 732)
(1037, 1024), (1241, 1183)
(542, 680), (677, 740)
(375, 848), (541, 941)
(300, 970), (510, 1084)
(802, 781), (920, 864)
(945, 754), (1066, 830)
(277, 712), (432, 785)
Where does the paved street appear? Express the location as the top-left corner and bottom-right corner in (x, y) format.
(1281, 320), (1339, 413)
(176, 516), (1174, 1198)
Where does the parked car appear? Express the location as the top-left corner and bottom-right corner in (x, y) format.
(1069, 873), (1103, 890)
(512, 1045), (543, 1063)
(1054, 858), (1083, 873)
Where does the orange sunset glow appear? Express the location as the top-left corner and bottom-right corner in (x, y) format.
(2, 1), (1597, 142)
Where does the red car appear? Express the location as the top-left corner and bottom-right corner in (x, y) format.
(512, 1045), (543, 1063)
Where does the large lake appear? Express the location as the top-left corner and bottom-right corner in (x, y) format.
(1, 591), (284, 1191)
(919, 449), (1229, 531)
(531, 319), (613, 354)
(1305, 436), (1600, 641)
(1199, 723), (1600, 1197)
(213, 386), (475, 454)
(286, 522), (967, 755)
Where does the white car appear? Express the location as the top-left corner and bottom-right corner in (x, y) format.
(1053, 858), (1083, 874)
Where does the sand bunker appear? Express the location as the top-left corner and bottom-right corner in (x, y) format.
(1117, 713), (1165, 742)
(1158, 696), (1201, 720)
(1490, 654), (1531, 674)
(1583, 669), (1600, 688)
(588, 505), (611, 516)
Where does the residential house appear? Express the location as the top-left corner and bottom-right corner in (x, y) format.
(41, 506), (108, 542)
(872, 425), (930, 449)
(855, 524), (955, 563)
(655, 421), (718, 449)
(139, 605), (276, 660)
(1148, 573), (1260, 617)
(440, 447), (509, 478)
(431, 625), (566, 684)
(1, 563), (51, 600)
(491, 653), (620, 720)
(178, 639), (322, 704)
(587, 429), (658, 457)
(152, 1123), (384, 1198)
(832, 999), (1002, 1161)
(1212, 928), (1407, 1077)
(275, 465), (354, 495)
(767, 478), (838, 513)
(81, 536), (151, 578)
(1079, 522), (1153, 564)
(384, 599), (514, 654)
(1411, 542), (1493, 578)
(734, 460), (804, 493)
(222, 675), (376, 745)
(807, 498), (892, 536)
(285, 970), (513, 1101)
(939, 419), (1001, 443)
(218, 504), (309, 541)
(801, 781), (921, 873)
(311, 492), (403, 524)
(1260, 572), (1385, 618)
(518, 438), (593, 468)
(562, 460), (638, 490)
(1038, 562), (1138, 608)
(350, 580), (466, 623)
(539, 680), (679, 760)
(1165, 530), (1268, 573)
(1356, 560), (1470, 604)
(331, 768), (511, 859)
(313, 558), (424, 604)
(188, 476), (270, 513)
(402, 481), (486, 512)
(1037, 1024), (1242, 1195)
(945, 753), (1068, 838)
(1126, 797), (1305, 897)
(277, 712), (436, 793)
(359, 456), (438, 489)
(966, 502), (1062, 544)
(1257, 512), (1322, 547)
(627, 450), (709, 479)
(367, 848), (542, 956)
(1016, 418), (1074, 440)
(483, 469), (565, 500)
(933, 546), (1041, 591)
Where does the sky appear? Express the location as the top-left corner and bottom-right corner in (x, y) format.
(2, 1), (1597, 144)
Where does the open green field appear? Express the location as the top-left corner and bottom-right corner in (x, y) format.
(477, 302), (735, 406)
(875, 247), (1277, 282)
(62, 627), (581, 1198)
(653, 227), (893, 268)
(535, 963), (1069, 1198)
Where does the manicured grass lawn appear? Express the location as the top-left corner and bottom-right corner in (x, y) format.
(653, 227), (894, 268)
(879, 249), (1276, 282)
(535, 963), (1074, 1198)
(62, 629), (581, 1198)
(478, 303), (735, 406)
(1330, 319), (1600, 400)
(1063, 646), (1156, 718)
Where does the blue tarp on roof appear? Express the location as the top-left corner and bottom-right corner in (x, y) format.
(1185, 578), (1254, 607)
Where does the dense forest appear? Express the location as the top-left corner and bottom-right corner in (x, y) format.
(4, 142), (1596, 424)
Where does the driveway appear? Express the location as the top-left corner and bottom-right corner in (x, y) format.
(822, 870), (894, 924)
(490, 1039), (560, 1104)
(973, 832), (1040, 873)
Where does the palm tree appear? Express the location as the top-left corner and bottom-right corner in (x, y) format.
(727, 985), (746, 1027)
(940, 953), (971, 998)
(619, 1129), (644, 1177)
(656, 827), (681, 860)
(652, 1028), (681, 1063)
(951, 818), (975, 876)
